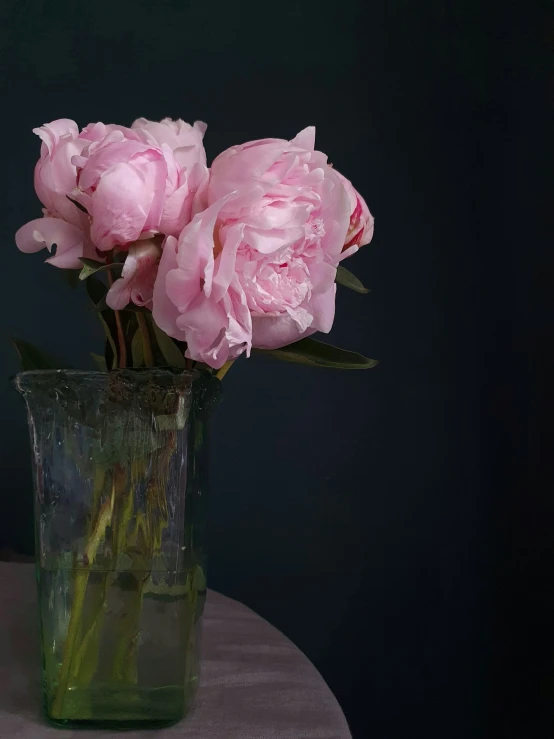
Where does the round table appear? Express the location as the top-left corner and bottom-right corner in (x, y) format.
(0, 563), (351, 738)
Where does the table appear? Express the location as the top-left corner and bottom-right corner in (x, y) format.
(0, 563), (351, 738)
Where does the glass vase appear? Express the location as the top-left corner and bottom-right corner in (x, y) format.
(15, 368), (217, 729)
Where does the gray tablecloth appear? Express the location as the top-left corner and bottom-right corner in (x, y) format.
(0, 563), (351, 738)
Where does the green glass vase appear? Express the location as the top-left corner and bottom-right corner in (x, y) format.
(16, 369), (217, 729)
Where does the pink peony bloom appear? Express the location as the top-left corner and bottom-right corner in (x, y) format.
(16, 117), (208, 274)
(72, 121), (208, 251)
(335, 171), (374, 253)
(152, 127), (352, 366)
(106, 239), (162, 310)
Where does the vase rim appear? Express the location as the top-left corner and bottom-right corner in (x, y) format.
(15, 368), (200, 378)
(14, 368), (202, 394)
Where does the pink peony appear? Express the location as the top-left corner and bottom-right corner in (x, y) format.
(335, 171), (374, 252)
(72, 121), (207, 251)
(152, 127), (352, 367)
(16, 118), (208, 302)
(17, 119), (374, 344)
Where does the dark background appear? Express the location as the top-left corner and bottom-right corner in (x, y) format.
(0, 1), (549, 737)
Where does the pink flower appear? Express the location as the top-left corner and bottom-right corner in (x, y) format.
(335, 171), (374, 253)
(106, 239), (162, 310)
(16, 117), (208, 271)
(152, 127), (351, 366)
(72, 122), (207, 251)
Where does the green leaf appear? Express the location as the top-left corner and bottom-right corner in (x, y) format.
(11, 337), (66, 371)
(336, 265), (370, 294)
(256, 337), (378, 370)
(79, 258), (123, 282)
(151, 319), (187, 368)
(131, 329), (144, 368)
(86, 275), (109, 312)
(91, 353), (108, 372)
(86, 275), (108, 308)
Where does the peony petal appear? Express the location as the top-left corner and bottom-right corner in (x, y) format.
(339, 244), (359, 261)
(177, 293), (228, 358)
(211, 223), (245, 303)
(152, 236), (188, 341)
(175, 194), (235, 297)
(310, 261), (337, 294)
(251, 312), (316, 349)
(89, 163), (155, 250)
(106, 240), (160, 310)
(77, 138), (156, 191)
(165, 267), (200, 314)
(242, 200), (309, 230)
(33, 128), (86, 226)
(16, 217), (86, 269)
(193, 120), (207, 138)
(79, 122), (108, 142)
(159, 181), (193, 236)
(209, 141), (287, 202)
(15, 219), (55, 254)
(135, 152), (168, 233)
(190, 164), (211, 217)
(290, 126), (316, 151)
(132, 117), (207, 168)
(318, 170), (351, 261)
(178, 284), (250, 370)
(334, 170), (375, 250)
(33, 119), (78, 155)
(310, 284), (336, 333)
(105, 275), (132, 311)
(245, 226), (305, 254)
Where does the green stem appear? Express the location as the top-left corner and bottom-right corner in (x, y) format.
(66, 465), (133, 700)
(114, 310), (127, 369)
(215, 359), (234, 381)
(71, 572), (110, 686)
(110, 576), (147, 684)
(137, 313), (154, 368)
(107, 270), (127, 368)
(51, 570), (89, 718)
(51, 486), (115, 718)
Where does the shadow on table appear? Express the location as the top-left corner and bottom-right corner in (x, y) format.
(0, 561), (45, 724)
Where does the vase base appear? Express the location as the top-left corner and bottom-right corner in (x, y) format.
(45, 683), (197, 728)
